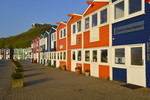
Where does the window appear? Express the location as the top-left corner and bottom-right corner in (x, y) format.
(78, 51), (81, 61)
(51, 34), (53, 41)
(101, 9), (107, 24)
(101, 50), (108, 63)
(54, 53), (56, 59)
(73, 24), (76, 34)
(131, 47), (142, 65)
(92, 13), (97, 27)
(77, 37), (81, 44)
(93, 50), (97, 62)
(129, 0), (141, 14)
(147, 43), (150, 61)
(54, 33), (56, 40)
(64, 29), (66, 37)
(73, 51), (76, 60)
(115, 1), (124, 19)
(50, 53), (51, 59)
(85, 51), (90, 61)
(52, 53), (53, 59)
(77, 21), (81, 32)
(60, 52), (62, 60)
(57, 53), (59, 60)
(60, 28), (66, 39)
(115, 48), (125, 64)
(61, 30), (63, 38)
(85, 17), (90, 29)
(63, 52), (66, 60)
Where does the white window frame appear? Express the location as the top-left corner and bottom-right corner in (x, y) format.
(92, 13), (98, 27)
(112, 0), (145, 24)
(77, 20), (82, 32)
(77, 50), (82, 62)
(100, 8), (108, 24)
(45, 37), (47, 50)
(72, 23), (76, 34)
(114, 0), (125, 20)
(63, 51), (66, 60)
(84, 49), (90, 63)
(112, 46), (127, 69)
(59, 28), (66, 39)
(83, 5), (109, 32)
(51, 32), (56, 49)
(100, 49), (109, 64)
(84, 17), (91, 31)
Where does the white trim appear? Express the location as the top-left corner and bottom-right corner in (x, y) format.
(59, 28), (67, 39)
(111, 0), (145, 24)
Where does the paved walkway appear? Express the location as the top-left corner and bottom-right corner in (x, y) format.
(0, 60), (12, 100)
(2, 60), (150, 100)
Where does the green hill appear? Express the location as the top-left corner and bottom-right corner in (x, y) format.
(0, 24), (57, 48)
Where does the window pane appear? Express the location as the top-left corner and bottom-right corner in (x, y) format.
(78, 51), (82, 61)
(57, 53), (59, 59)
(115, 48), (125, 64)
(77, 21), (81, 32)
(50, 53), (51, 59)
(129, 0), (141, 14)
(73, 51), (76, 60)
(101, 50), (108, 63)
(101, 9), (107, 24)
(54, 53), (56, 59)
(85, 51), (90, 61)
(64, 29), (66, 37)
(61, 30), (63, 38)
(73, 24), (76, 34)
(147, 54), (150, 61)
(77, 37), (81, 44)
(54, 33), (56, 40)
(92, 13), (97, 27)
(63, 52), (66, 60)
(93, 50), (97, 62)
(131, 47), (142, 65)
(85, 17), (90, 29)
(60, 52), (62, 60)
(147, 42), (150, 52)
(115, 1), (124, 19)
(52, 53), (53, 59)
(51, 34), (53, 41)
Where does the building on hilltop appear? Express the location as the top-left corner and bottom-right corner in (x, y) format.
(32, 23), (50, 28)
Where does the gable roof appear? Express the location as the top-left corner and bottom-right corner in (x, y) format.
(83, 1), (109, 16)
(67, 13), (82, 24)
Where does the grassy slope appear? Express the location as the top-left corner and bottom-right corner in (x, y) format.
(0, 25), (56, 48)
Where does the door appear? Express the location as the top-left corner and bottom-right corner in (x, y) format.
(91, 50), (99, 77)
(128, 45), (146, 87)
(71, 51), (76, 72)
(56, 52), (60, 68)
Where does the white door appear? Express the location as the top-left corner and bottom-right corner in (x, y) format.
(127, 45), (146, 87)
(91, 50), (99, 77)
(56, 52), (60, 67)
(71, 51), (76, 72)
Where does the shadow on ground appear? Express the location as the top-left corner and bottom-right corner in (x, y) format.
(121, 84), (143, 90)
(24, 72), (44, 77)
(24, 78), (52, 87)
(24, 68), (38, 71)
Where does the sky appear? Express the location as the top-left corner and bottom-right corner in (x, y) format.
(0, 0), (91, 38)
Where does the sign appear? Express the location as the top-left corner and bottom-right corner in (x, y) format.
(114, 21), (144, 35)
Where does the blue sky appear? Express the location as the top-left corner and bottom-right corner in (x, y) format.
(0, 0), (91, 38)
